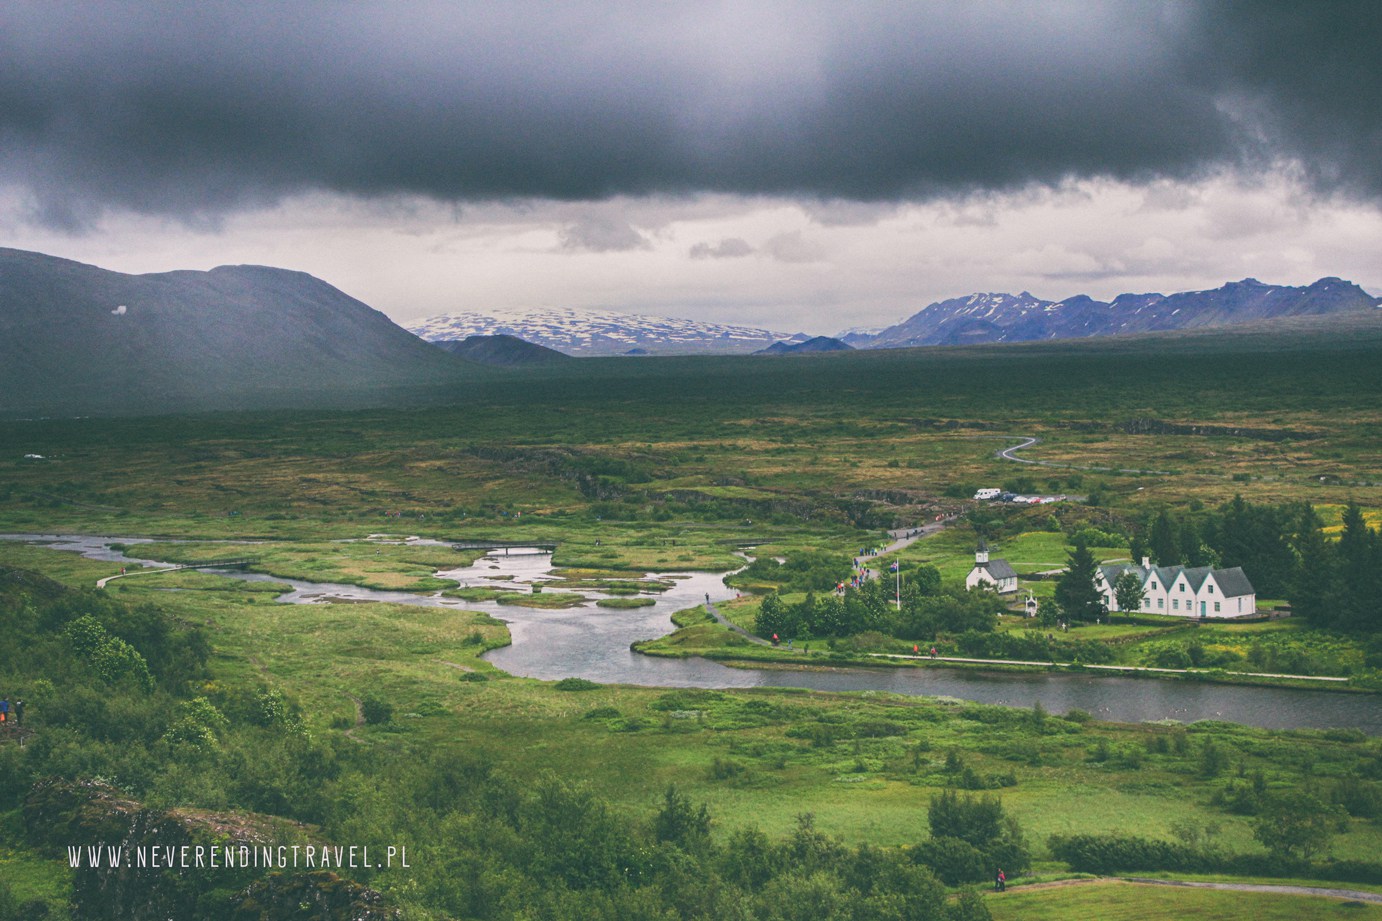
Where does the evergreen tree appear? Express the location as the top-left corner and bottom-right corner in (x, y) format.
(1055, 536), (1105, 623)
(1179, 518), (1215, 567)
(1337, 502), (1380, 632)
(1289, 507), (1344, 629)
(1149, 510), (1179, 565)
(1128, 532), (1148, 567)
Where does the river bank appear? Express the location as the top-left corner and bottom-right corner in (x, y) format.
(5, 531), (1380, 732)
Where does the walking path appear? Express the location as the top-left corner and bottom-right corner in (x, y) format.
(96, 565), (179, 588)
(998, 876), (1382, 904)
(869, 652), (1350, 683)
(704, 600), (771, 645)
(884, 515), (958, 553)
(1121, 876), (1382, 903)
(96, 559), (254, 589)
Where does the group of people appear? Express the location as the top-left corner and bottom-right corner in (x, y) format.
(837, 548), (887, 593)
(0, 697), (23, 728)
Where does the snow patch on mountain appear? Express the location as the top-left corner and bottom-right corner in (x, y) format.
(408, 306), (791, 356)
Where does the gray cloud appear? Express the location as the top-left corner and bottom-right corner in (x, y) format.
(761, 231), (826, 264)
(689, 237), (753, 259)
(558, 216), (650, 252)
(0, 2), (1378, 228)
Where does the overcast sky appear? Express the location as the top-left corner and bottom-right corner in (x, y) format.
(2, 1), (1379, 334)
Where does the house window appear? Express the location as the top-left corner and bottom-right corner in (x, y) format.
(1143, 599), (1151, 610)
(1214, 602), (1221, 612)
(1157, 598), (1164, 609)
(1207, 584), (1214, 593)
(1173, 599), (1179, 610)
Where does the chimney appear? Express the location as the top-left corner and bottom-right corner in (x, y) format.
(1141, 556), (1151, 569)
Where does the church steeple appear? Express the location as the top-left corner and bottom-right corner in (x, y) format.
(976, 540), (989, 565)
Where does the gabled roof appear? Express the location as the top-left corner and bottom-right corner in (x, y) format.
(1182, 567), (1214, 592)
(1212, 566), (1254, 597)
(1154, 565), (1183, 587)
(1099, 563), (1254, 598)
(981, 558), (1017, 581)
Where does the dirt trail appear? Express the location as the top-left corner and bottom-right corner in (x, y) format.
(342, 693), (366, 741)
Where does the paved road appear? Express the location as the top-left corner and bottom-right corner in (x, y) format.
(993, 435), (1173, 476)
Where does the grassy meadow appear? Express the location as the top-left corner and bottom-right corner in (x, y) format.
(2, 324), (1382, 918)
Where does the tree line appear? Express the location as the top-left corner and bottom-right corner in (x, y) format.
(1129, 497), (1380, 633)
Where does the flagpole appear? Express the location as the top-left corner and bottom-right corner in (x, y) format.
(894, 563), (900, 610)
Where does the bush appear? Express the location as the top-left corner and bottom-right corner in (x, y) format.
(552, 677), (601, 691)
(913, 835), (987, 885)
(1048, 833), (1201, 874)
(360, 694), (392, 724)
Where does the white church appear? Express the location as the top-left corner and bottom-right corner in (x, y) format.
(965, 541), (1019, 594)
(1096, 558), (1257, 618)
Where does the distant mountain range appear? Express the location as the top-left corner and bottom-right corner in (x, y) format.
(4, 244), (1378, 418)
(842, 278), (1380, 348)
(0, 247), (467, 415)
(408, 307), (799, 356)
(410, 279), (1377, 357)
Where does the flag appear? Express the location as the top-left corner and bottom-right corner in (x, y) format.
(890, 561), (899, 572)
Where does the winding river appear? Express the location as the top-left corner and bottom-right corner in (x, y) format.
(4, 533), (1379, 735)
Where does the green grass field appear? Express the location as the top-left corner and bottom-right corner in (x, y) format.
(4, 327), (1382, 918)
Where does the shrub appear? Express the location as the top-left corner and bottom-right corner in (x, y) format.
(913, 835), (987, 885)
(708, 758), (749, 781)
(360, 694), (392, 724)
(552, 677), (601, 691)
(1048, 833), (1200, 874)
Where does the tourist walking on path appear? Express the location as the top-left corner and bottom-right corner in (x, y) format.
(995, 869), (1006, 892)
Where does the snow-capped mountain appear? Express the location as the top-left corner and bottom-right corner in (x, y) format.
(843, 278), (1380, 348)
(408, 306), (793, 356)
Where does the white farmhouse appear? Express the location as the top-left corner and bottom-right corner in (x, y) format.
(965, 541), (1018, 594)
(1096, 557), (1256, 618)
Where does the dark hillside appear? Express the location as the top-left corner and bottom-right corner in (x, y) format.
(435, 333), (571, 366)
(0, 248), (473, 416)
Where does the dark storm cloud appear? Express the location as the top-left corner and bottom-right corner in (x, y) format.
(1193, 1), (1382, 200)
(0, 2), (1378, 226)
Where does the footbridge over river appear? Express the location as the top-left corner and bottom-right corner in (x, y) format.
(449, 540), (557, 555)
